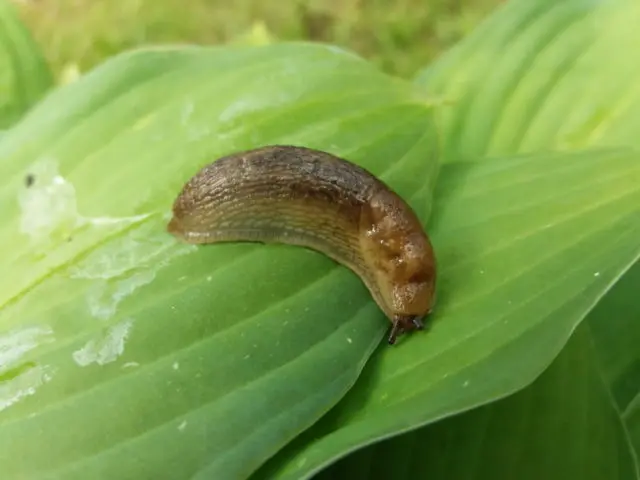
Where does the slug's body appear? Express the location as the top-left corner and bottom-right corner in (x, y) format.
(167, 145), (436, 344)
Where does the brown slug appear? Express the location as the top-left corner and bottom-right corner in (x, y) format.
(167, 145), (436, 344)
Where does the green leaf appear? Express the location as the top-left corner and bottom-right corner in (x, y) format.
(0, 0), (53, 128)
(588, 261), (640, 460)
(257, 148), (640, 479)
(314, 322), (638, 480)
(414, 0), (640, 463)
(416, 0), (640, 161)
(0, 44), (438, 479)
(630, 398), (640, 464)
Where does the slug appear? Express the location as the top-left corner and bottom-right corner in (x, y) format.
(167, 145), (436, 344)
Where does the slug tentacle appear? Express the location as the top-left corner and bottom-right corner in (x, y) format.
(167, 145), (436, 344)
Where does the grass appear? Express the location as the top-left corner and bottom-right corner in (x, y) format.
(13, 0), (504, 80)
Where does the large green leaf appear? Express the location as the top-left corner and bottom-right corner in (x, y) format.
(257, 148), (640, 479)
(0, 44), (439, 479)
(415, 0), (640, 464)
(0, 0), (53, 128)
(314, 322), (638, 480)
(416, 0), (640, 161)
(588, 261), (640, 459)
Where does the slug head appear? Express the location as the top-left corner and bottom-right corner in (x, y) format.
(361, 189), (437, 343)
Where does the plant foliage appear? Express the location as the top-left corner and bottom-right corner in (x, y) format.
(0, 0), (638, 479)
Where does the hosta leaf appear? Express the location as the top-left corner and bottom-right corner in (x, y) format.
(0, 0), (53, 128)
(315, 322), (638, 480)
(588, 261), (640, 459)
(415, 0), (640, 463)
(258, 148), (640, 479)
(0, 44), (438, 479)
(416, 0), (640, 161)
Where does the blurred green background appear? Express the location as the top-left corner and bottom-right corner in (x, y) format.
(13, 0), (504, 80)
